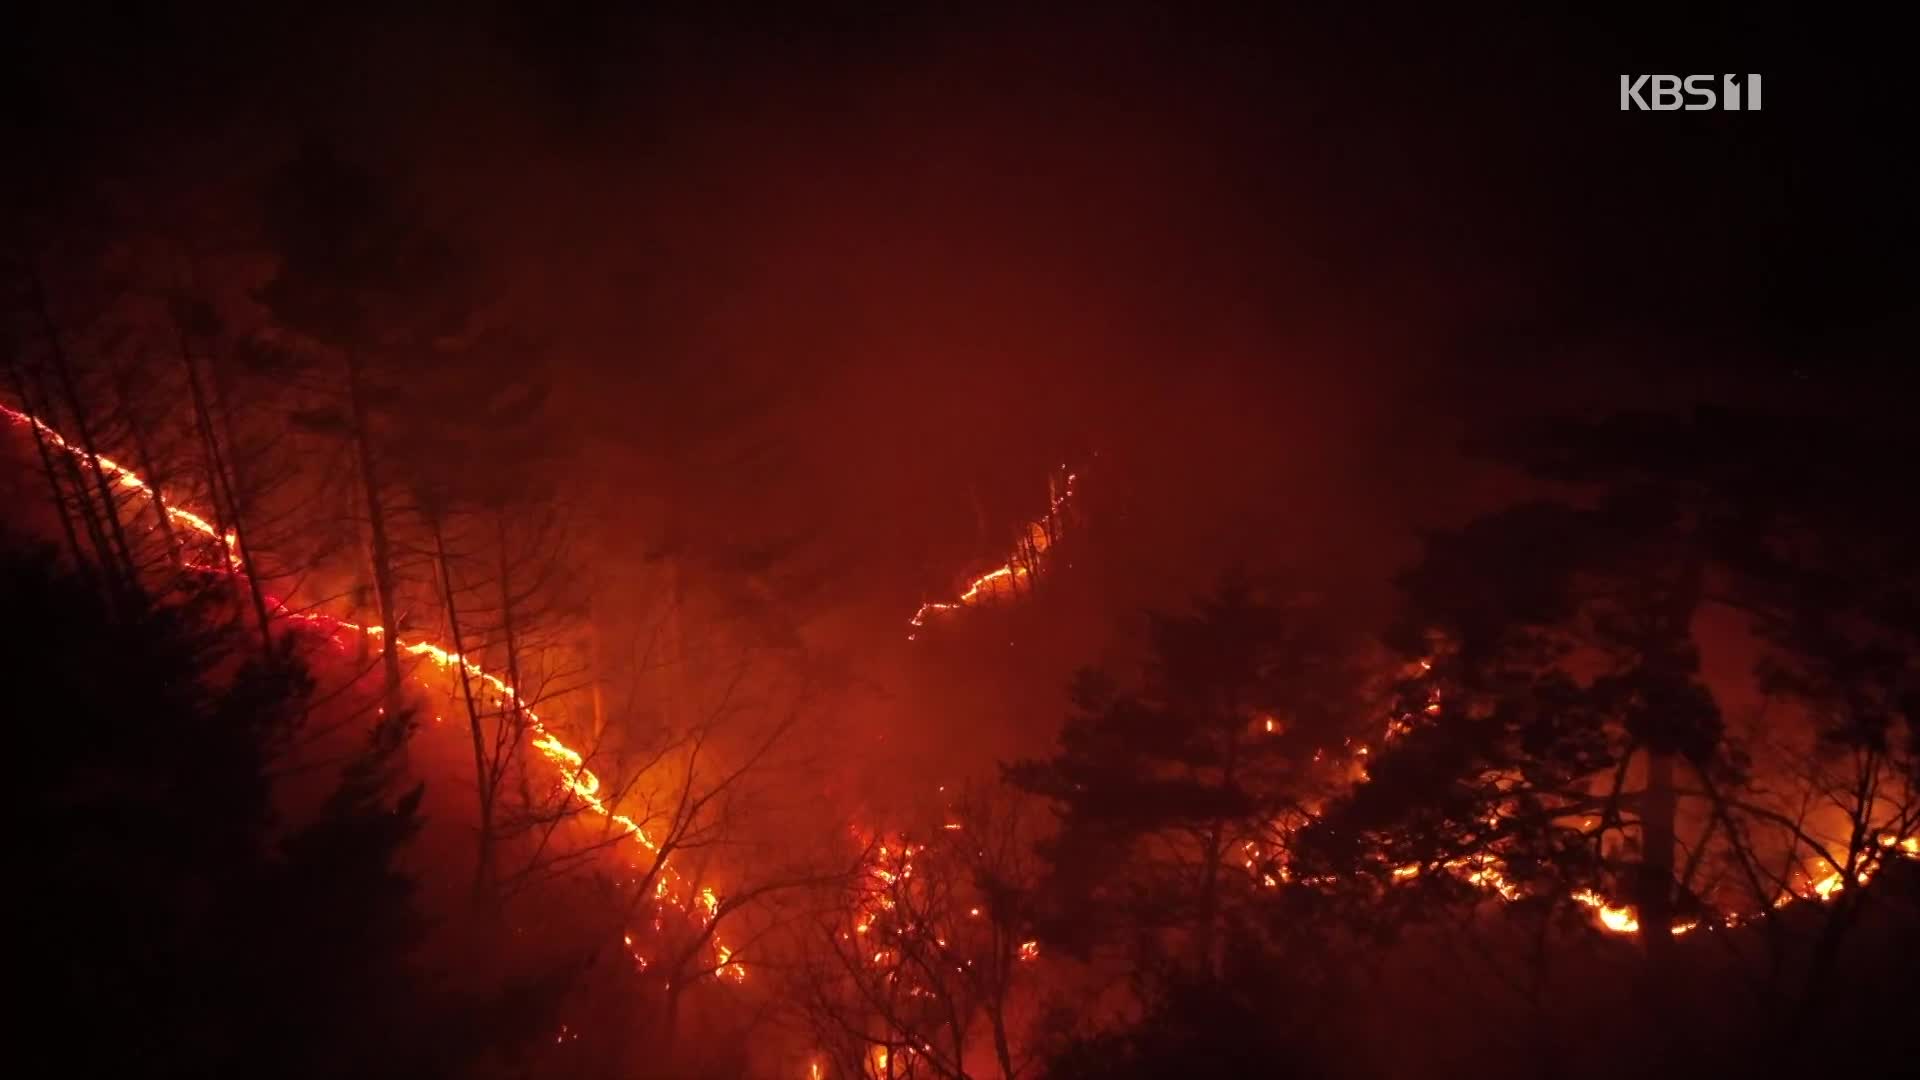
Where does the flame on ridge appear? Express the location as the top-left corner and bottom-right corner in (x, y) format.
(908, 468), (1076, 639)
(3, 402), (743, 982)
(11, 402), (1913, 961)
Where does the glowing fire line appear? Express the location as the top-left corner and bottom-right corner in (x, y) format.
(2, 402), (743, 982)
(1245, 668), (1917, 937)
(908, 469), (1076, 639)
(11, 401), (1910, 960)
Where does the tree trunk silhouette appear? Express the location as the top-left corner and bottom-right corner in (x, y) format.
(1638, 747), (1678, 963)
(431, 513), (493, 901)
(112, 372), (179, 565)
(29, 267), (137, 591)
(346, 349), (404, 717)
(175, 309), (274, 655)
(4, 354), (94, 582)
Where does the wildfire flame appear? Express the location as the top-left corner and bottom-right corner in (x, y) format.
(9, 401), (1913, 965)
(908, 468), (1076, 638)
(1244, 662), (1918, 939)
(3, 402), (742, 981)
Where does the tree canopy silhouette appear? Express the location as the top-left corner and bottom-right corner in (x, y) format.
(1007, 577), (1366, 971)
(7, 534), (548, 1077)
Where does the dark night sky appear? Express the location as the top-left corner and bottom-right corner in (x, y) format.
(9, 3), (1914, 701)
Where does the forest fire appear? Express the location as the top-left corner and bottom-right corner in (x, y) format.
(2, 402), (239, 566)
(908, 469), (1076, 638)
(3, 400), (741, 981)
(9, 18), (1915, 1073)
(11, 396), (1912, 964)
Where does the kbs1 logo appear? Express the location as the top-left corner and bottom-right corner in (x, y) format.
(1619, 74), (1762, 111)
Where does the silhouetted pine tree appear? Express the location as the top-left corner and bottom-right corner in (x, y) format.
(6, 533), (549, 1077)
(1007, 576), (1365, 974)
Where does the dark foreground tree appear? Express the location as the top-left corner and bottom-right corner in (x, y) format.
(1007, 577), (1367, 975)
(1042, 968), (1321, 1080)
(1293, 407), (1920, 1071)
(6, 535), (548, 1077)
